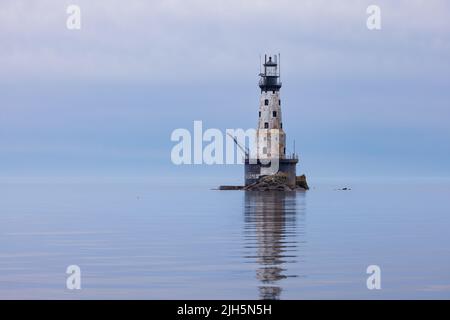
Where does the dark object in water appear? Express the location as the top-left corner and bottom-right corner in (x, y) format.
(336, 187), (351, 191)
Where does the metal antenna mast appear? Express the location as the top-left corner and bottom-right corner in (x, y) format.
(259, 54), (262, 74)
(293, 139), (296, 157)
(278, 53), (281, 78)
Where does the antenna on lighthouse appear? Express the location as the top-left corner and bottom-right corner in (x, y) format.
(259, 54), (262, 74)
(278, 53), (281, 78)
(293, 139), (296, 157)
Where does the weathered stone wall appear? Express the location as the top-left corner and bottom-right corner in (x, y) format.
(256, 91), (286, 160)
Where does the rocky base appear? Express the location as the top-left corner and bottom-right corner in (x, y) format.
(295, 174), (309, 190)
(219, 173), (309, 191)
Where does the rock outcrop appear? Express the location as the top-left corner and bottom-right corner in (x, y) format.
(295, 174), (309, 190)
(243, 172), (309, 191)
(219, 173), (309, 191)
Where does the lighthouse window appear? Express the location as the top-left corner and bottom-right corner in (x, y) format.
(272, 111), (277, 117)
(259, 111), (261, 117)
(264, 122), (269, 129)
(280, 122), (283, 128)
(279, 99), (281, 105)
(264, 99), (269, 105)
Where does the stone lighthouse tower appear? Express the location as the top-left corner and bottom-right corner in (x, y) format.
(257, 55), (286, 160)
(245, 54), (299, 187)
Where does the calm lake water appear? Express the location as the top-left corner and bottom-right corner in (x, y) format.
(1, 180), (450, 299)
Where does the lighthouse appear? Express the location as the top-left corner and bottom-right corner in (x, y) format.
(245, 54), (299, 187)
(256, 55), (286, 160)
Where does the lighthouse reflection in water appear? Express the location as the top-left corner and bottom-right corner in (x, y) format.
(244, 191), (306, 299)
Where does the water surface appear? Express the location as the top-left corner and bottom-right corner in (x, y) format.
(1, 180), (450, 299)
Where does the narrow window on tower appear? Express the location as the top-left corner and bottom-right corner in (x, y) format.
(279, 99), (281, 105)
(280, 122), (283, 128)
(284, 147), (286, 154)
(264, 99), (269, 106)
(272, 111), (277, 117)
(259, 111), (261, 117)
(264, 122), (269, 129)
(263, 147), (267, 154)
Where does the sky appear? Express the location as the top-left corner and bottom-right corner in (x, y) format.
(1, 0), (450, 183)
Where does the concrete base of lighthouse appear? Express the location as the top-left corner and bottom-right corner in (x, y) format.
(245, 158), (299, 188)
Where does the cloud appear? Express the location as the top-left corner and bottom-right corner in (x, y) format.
(0, 0), (449, 83)
(1, 0), (450, 178)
